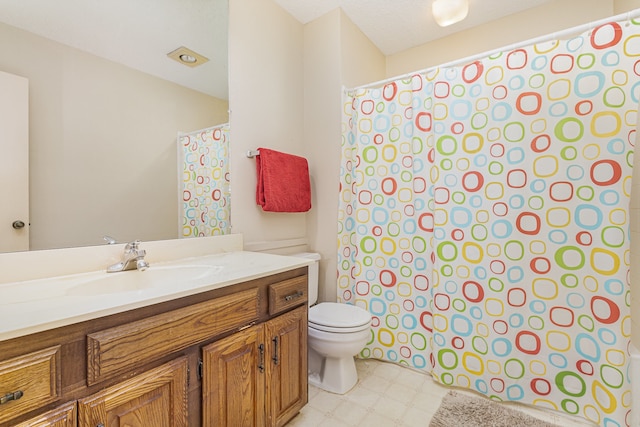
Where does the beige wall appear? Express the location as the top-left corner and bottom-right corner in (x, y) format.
(304, 9), (386, 302)
(339, 10), (387, 90)
(228, 1), (385, 301)
(615, 0), (640, 13)
(0, 22), (228, 250)
(304, 10), (343, 303)
(228, 0), (307, 251)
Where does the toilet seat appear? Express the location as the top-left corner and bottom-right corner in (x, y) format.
(309, 302), (371, 333)
(309, 322), (370, 333)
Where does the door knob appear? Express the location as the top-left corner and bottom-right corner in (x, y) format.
(12, 220), (25, 229)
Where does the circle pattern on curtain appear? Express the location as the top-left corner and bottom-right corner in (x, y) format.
(339, 18), (638, 427)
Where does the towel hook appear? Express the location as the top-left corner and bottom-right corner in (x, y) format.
(246, 150), (260, 158)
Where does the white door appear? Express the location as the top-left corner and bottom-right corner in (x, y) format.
(0, 70), (29, 252)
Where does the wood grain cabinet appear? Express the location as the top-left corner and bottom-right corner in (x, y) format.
(78, 357), (188, 427)
(202, 305), (307, 427)
(0, 346), (61, 425)
(265, 306), (308, 427)
(0, 267), (308, 427)
(13, 401), (76, 427)
(202, 323), (266, 426)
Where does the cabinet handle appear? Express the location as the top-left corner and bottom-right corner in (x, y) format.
(272, 336), (279, 365)
(97, 424), (105, 427)
(258, 344), (265, 373)
(197, 359), (203, 381)
(284, 290), (304, 301)
(0, 390), (23, 405)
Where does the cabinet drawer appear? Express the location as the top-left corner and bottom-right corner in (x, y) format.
(269, 276), (308, 315)
(13, 400), (76, 427)
(0, 346), (60, 425)
(87, 287), (259, 385)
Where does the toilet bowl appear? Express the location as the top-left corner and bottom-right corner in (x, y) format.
(292, 253), (372, 394)
(308, 302), (371, 394)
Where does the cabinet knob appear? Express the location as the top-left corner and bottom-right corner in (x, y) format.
(12, 220), (25, 229)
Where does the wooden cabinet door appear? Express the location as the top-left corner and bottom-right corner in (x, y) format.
(13, 401), (76, 427)
(77, 357), (188, 427)
(202, 325), (265, 427)
(265, 306), (308, 427)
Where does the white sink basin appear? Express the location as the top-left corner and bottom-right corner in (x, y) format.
(66, 264), (223, 296)
(1, 263), (225, 305)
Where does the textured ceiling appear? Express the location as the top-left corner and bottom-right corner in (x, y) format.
(274, 0), (554, 55)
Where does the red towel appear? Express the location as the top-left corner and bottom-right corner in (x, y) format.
(256, 148), (311, 212)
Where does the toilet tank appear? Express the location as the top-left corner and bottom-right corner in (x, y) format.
(292, 252), (321, 306)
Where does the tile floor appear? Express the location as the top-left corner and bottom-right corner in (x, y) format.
(287, 358), (596, 427)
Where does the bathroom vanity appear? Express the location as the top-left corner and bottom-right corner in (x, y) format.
(0, 248), (310, 427)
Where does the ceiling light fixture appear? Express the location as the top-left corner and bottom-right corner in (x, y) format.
(167, 46), (209, 68)
(179, 54), (197, 64)
(432, 0), (469, 27)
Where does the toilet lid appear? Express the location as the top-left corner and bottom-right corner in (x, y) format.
(309, 302), (371, 329)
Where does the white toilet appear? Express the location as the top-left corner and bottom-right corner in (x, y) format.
(294, 253), (372, 394)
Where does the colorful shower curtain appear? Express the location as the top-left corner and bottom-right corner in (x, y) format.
(339, 75), (436, 369)
(179, 123), (231, 237)
(339, 17), (639, 427)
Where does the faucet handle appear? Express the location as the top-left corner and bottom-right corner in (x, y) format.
(124, 240), (142, 251)
(103, 235), (117, 245)
(136, 257), (150, 271)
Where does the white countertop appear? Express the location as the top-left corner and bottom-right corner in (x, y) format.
(0, 251), (312, 342)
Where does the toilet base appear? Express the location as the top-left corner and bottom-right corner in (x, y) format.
(308, 346), (358, 394)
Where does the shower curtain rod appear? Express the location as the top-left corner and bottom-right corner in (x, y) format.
(349, 8), (640, 92)
(177, 122), (228, 136)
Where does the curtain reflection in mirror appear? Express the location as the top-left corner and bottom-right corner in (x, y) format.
(179, 124), (230, 237)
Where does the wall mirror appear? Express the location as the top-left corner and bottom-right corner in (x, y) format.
(0, 0), (230, 252)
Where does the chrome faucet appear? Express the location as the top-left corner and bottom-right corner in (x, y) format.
(107, 240), (150, 273)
